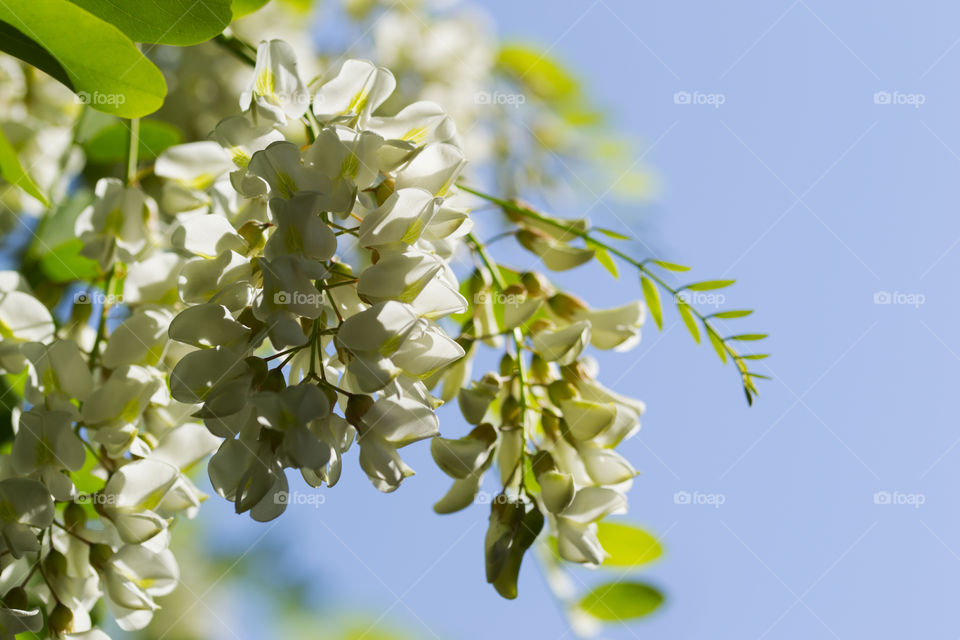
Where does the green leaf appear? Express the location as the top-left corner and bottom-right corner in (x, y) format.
(595, 227), (630, 240)
(596, 522), (663, 567)
(685, 279), (735, 291)
(710, 309), (753, 319)
(728, 333), (768, 341)
(640, 276), (662, 330)
(497, 44), (579, 102)
(676, 301), (700, 344)
(0, 20), (72, 88)
(577, 581), (664, 621)
(38, 239), (101, 282)
(69, 0), (233, 45)
(232, 0), (271, 19)
(707, 329), (727, 363)
(589, 242), (617, 278)
(0, 125), (48, 205)
(84, 120), (183, 163)
(741, 353), (770, 360)
(652, 260), (690, 272)
(0, 0), (167, 118)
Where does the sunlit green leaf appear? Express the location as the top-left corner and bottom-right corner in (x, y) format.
(741, 353), (770, 360)
(84, 120), (183, 163)
(707, 329), (727, 363)
(728, 333), (767, 341)
(497, 44), (578, 102)
(652, 260), (690, 272)
(590, 243), (617, 278)
(595, 227), (630, 240)
(0, 0), (167, 117)
(69, 0), (232, 45)
(39, 239), (101, 282)
(0, 19), (72, 88)
(676, 301), (700, 344)
(685, 279), (735, 291)
(232, 0), (272, 19)
(710, 309), (753, 319)
(0, 124), (47, 205)
(577, 581), (664, 621)
(640, 276), (662, 330)
(596, 522), (662, 567)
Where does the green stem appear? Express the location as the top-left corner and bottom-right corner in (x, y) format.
(467, 233), (532, 432)
(124, 118), (140, 186)
(214, 33), (257, 66)
(87, 265), (115, 371)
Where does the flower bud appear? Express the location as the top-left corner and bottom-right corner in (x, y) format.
(547, 380), (577, 406)
(541, 409), (560, 438)
(345, 394), (375, 426)
(503, 283), (525, 298)
(64, 502), (87, 531)
(529, 353), (550, 381)
(520, 272), (549, 297)
(500, 395), (521, 426)
(261, 367), (286, 392)
(89, 543), (114, 568)
(49, 603), (74, 634)
(44, 550), (68, 577)
(374, 177), (395, 205)
(320, 384), (339, 409)
(4, 586), (28, 610)
(499, 353), (515, 377)
(547, 292), (588, 319)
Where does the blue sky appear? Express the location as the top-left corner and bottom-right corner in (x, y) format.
(199, 2), (960, 638)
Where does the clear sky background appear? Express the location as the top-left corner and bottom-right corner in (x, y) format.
(197, 2), (960, 638)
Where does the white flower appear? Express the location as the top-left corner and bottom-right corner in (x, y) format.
(208, 438), (288, 522)
(100, 309), (173, 369)
(394, 142), (466, 196)
(312, 59), (396, 126)
(22, 340), (94, 409)
(357, 188), (441, 250)
(172, 214), (246, 258)
(212, 115), (284, 169)
(178, 250), (254, 311)
(122, 253), (183, 305)
(568, 301), (645, 351)
(0, 290), (55, 373)
(531, 321), (591, 365)
(240, 39), (309, 126)
(75, 179), (156, 268)
(11, 409), (84, 500)
(356, 395), (439, 492)
(357, 249), (466, 318)
(95, 544), (179, 631)
(263, 194), (338, 267)
(243, 141), (332, 200)
(0, 478), (54, 558)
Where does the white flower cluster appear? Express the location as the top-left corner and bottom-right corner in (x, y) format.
(0, 35), (654, 636)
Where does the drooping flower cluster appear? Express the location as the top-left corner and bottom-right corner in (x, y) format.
(0, 35), (670, 638)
